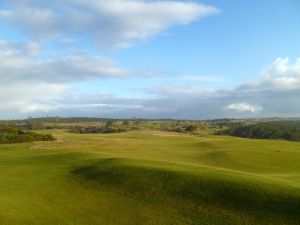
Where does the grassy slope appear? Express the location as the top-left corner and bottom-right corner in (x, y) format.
(0, 130), (299, 225)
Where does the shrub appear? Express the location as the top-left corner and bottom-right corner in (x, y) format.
(0, 127), (55, 144)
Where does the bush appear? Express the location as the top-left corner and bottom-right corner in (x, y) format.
(0, 127), (55, 144)
(69, 126), (128, 134)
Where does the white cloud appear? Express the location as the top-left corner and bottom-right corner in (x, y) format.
(1, 0), (219, 49)
(264, 57), (300, 76)
(238, 57), (300, 92)
(0, 83), (68, 118)
(224, 103), (263, 113)
(0, 40), (130, 84)
(0, 40), (40, 56)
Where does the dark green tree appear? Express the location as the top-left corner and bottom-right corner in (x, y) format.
(186, 125), (197, 136)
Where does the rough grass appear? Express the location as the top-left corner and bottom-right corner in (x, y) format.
(0, 130), (299, 224)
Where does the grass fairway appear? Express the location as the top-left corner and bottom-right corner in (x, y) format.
(0, 130), (300, 225)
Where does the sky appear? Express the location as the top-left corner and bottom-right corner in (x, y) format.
(0, 0), (300, 119)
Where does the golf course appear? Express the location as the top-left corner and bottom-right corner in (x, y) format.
(0, 130), (299, 225)
(1, 0), (299, 224)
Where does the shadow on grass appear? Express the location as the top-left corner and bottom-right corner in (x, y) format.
(71, 158), (300, 224)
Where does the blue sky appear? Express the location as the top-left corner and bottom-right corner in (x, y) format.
(0, 0), (300, 119)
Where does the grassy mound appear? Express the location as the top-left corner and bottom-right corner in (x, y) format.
(72, 158), (300, 225)
(0, 127), (55, 144)
(72, 159), (300, 224)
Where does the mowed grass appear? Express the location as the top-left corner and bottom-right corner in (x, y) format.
(0, 130), (300, 225)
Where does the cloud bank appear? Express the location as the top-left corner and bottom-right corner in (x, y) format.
(1, 57), (300, 119)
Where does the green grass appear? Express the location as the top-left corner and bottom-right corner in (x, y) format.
(0, 130), (299, 225)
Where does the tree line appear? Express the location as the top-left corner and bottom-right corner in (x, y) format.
(217, 121), (300, 142)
